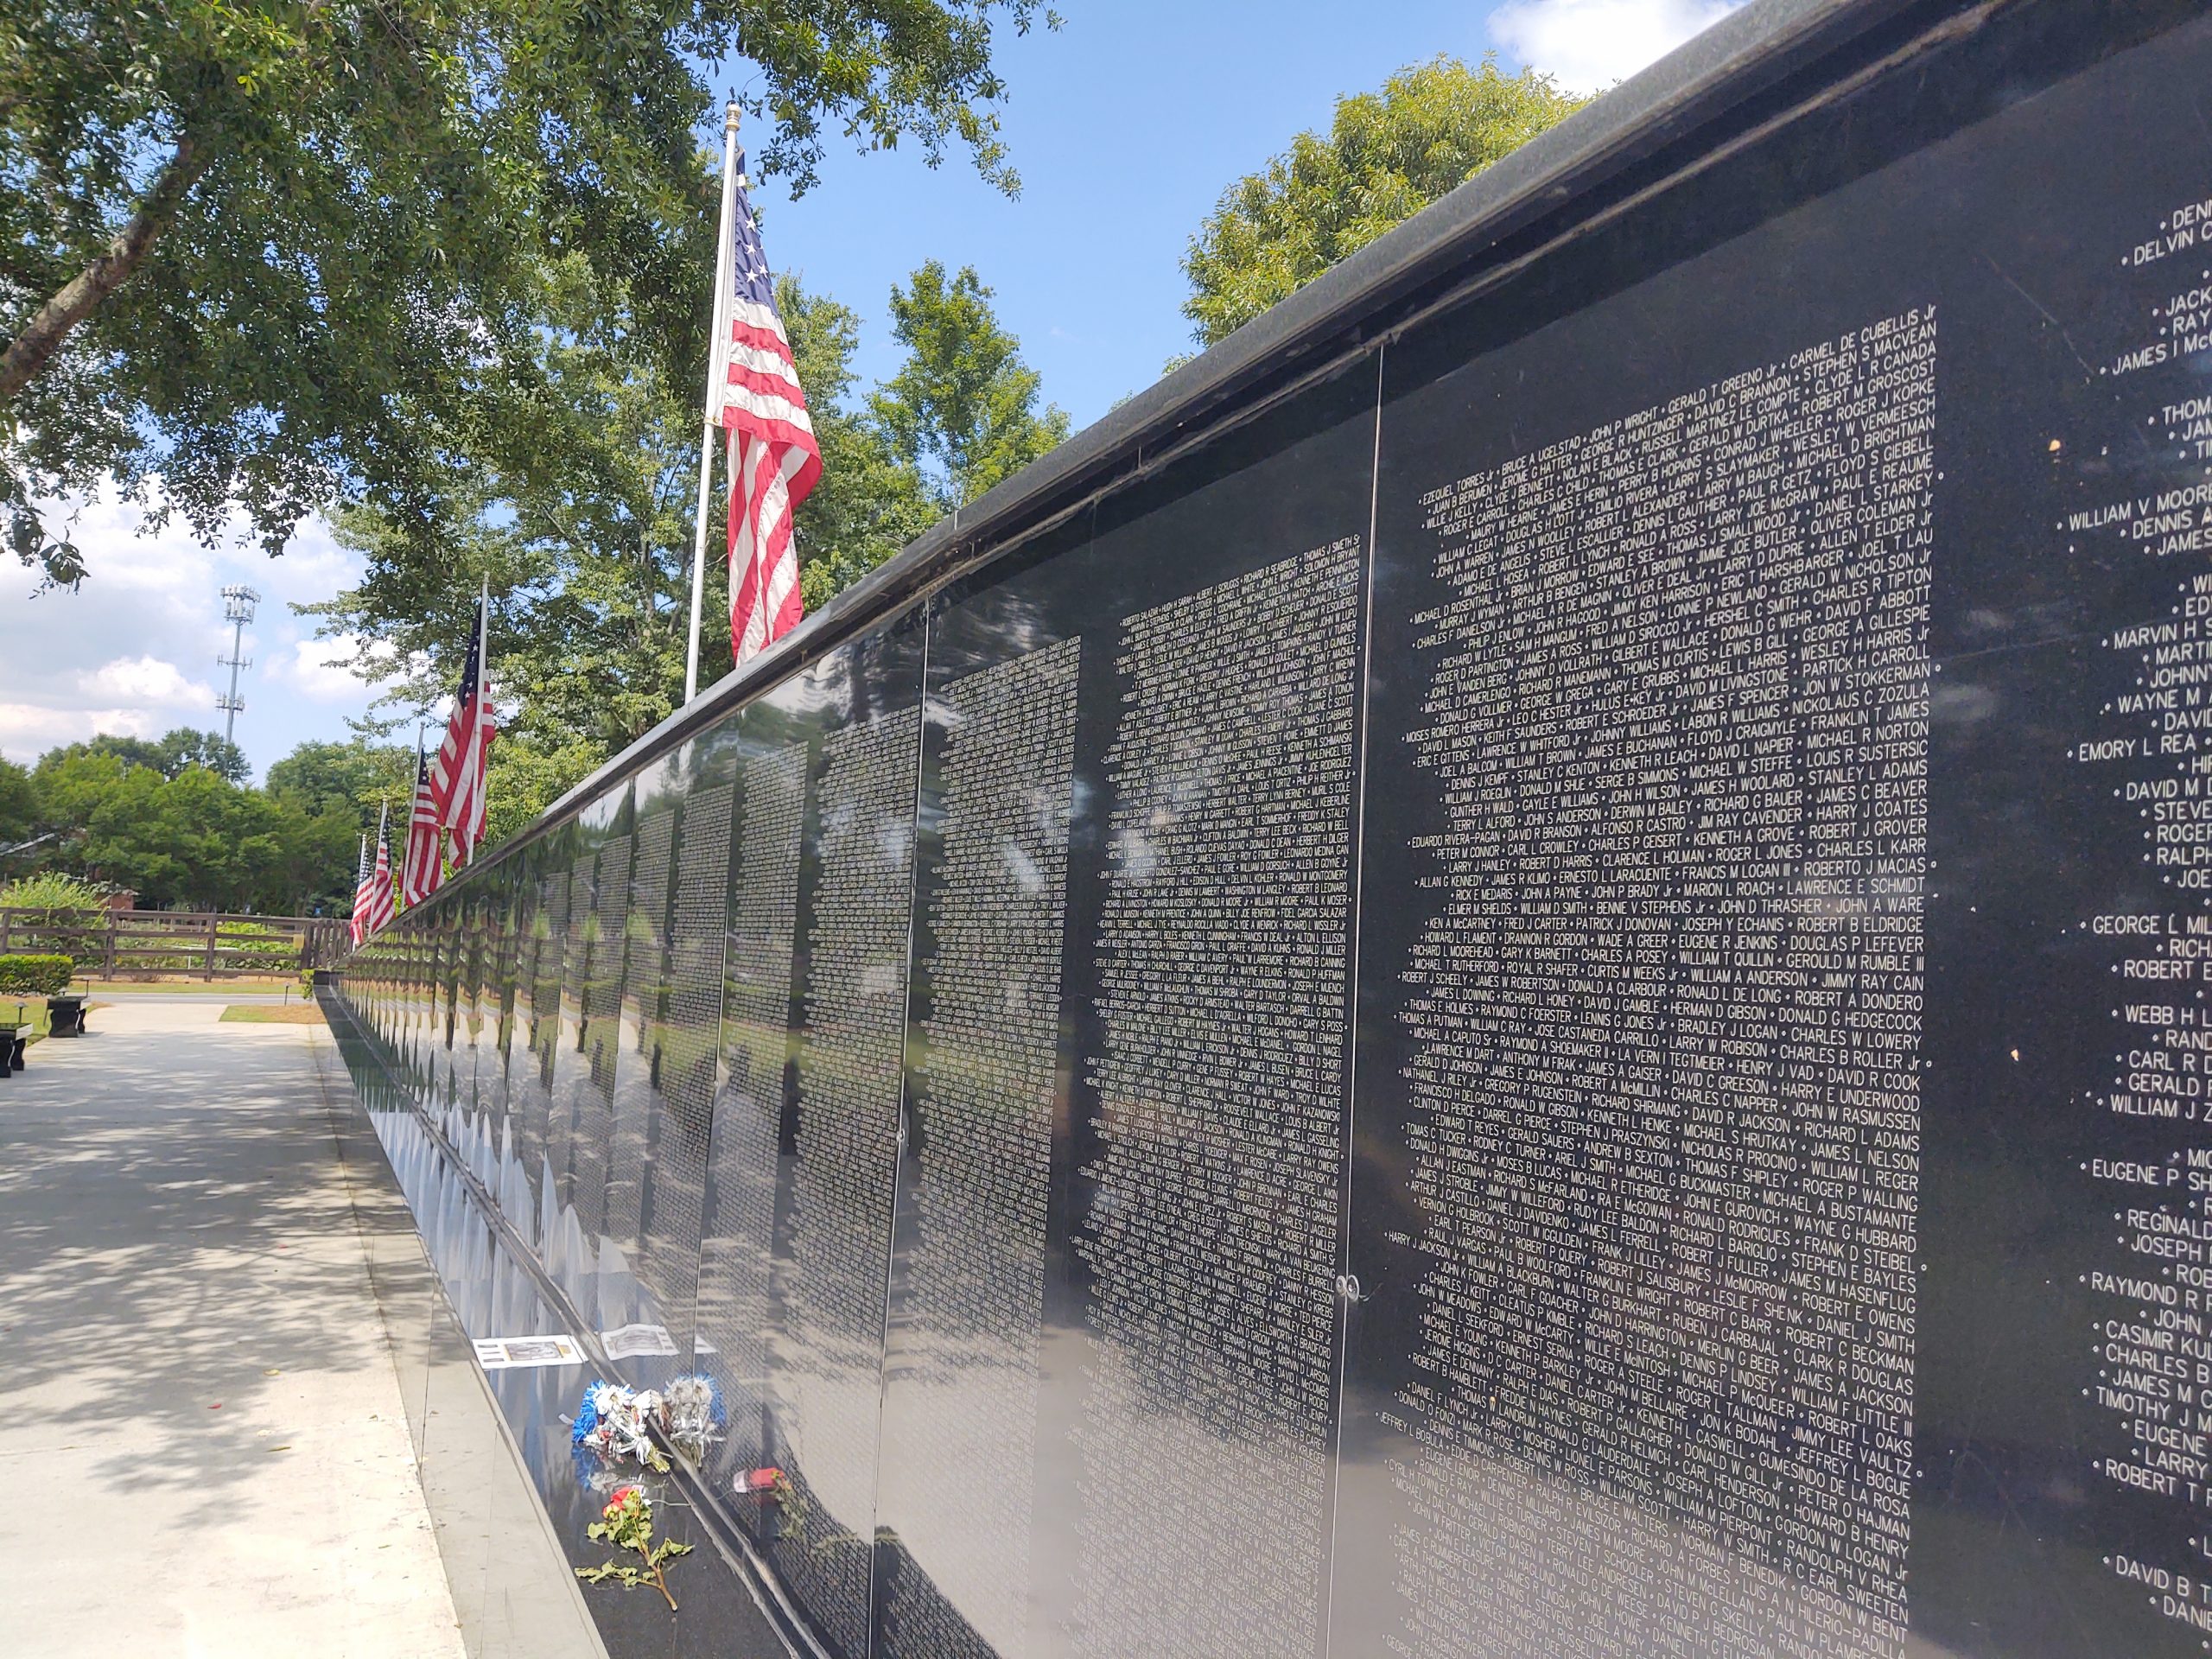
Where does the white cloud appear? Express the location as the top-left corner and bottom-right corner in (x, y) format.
(50, 490), (215, 596)
(0, 478), (377, 779)
(1490, 0), (1743, 92)
(79, 655), (214, 705)
(272, 633), (386, 702)
(0, 702), (158, 751)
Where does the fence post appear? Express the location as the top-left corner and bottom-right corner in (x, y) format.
(102, 914), (114, 982)
(205, 914), (218, 981)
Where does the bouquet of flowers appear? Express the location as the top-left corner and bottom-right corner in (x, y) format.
(576, 1485), (692, 1611)
(571, 1380), (669, 1471)
(662, 1374), (725, 1455)
(572, 1374), (728, 1469)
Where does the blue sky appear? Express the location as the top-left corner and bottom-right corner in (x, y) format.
(755, 0), (1739, 428)
(2, 0), (1737, 781)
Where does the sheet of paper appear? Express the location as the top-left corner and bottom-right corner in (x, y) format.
(472, 1334), (586, 1370)
(599, 1322), (678, 1359)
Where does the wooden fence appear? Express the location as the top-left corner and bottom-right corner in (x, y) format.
(0, 908), (351, 979)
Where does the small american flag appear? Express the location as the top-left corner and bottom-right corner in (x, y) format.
(429, 594), (496, 867)
(401, 747), (443, 907)
(716, 147), (819, 666)
(353, 825), (395, 941)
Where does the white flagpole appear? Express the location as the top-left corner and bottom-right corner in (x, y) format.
(461, 575), (490, 868)
(684, 101), (743, 705)
(478, 575), (491, 713)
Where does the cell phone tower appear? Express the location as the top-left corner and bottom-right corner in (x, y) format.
(217, 584), (258, 745)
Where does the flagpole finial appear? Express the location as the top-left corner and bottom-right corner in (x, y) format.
(724, 99), (740, 134)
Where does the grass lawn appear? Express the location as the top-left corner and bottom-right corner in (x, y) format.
(81, 977), (304, 995)
(1, 1000), (51, 1045)
(219, 1004), (326, 1025)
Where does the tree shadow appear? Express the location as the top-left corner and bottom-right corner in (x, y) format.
(0, 1025), (423, 1529)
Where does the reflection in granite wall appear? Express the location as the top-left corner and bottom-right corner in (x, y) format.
(696, 740), (806, 1488)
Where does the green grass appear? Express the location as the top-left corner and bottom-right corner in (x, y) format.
(219, 1004), (327, 1025)
(0, 1000), (51, 1043)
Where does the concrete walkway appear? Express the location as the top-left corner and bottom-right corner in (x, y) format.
(0, 1001), (467, 1659)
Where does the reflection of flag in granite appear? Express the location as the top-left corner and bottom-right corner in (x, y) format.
(714, 147), (819, 667)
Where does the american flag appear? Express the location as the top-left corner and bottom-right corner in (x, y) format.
(429, 594), (496, 867)
(347, 832), (369, 946)
(401, 747), (443, 907)
(715, 147), (819, 667)
(353, 813), (395, 942)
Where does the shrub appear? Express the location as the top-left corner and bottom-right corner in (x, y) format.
(0, 874), (107, 971)
(0, 872), (107, 912)
(0, 955), (74, 995)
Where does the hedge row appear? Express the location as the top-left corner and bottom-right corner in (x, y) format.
(0, 955), (75, 996)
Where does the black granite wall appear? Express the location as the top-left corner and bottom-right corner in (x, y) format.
(338, 5), (2212, 1653)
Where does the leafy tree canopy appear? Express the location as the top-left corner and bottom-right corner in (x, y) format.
(264, 736), (413, 819)
(0, 0), (1056, 587)
(870, 260), (1070, 508)
(34, 725), (247, 783)
(1181, 54), (1588, 347)
(22, 742), (354, 910)
(0, 757), (35, 844)
(307, 253), (1065, 843)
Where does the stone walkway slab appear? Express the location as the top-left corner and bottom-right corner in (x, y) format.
(0, 1003), (467, 1659)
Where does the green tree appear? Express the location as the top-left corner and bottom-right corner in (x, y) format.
(46, 733), (166, 773)
(483, 734), (611, 850)
(305, 264), (950, 817)
(29, 746), (354, 910)
(0, 0), (1055, 587)
(1182, 55), (1587, 346)
(303, 252), (728, 790)
(780, 274), (939, 610)
(265, 737), (412, 819)
(0, 758), (36, 844)
(153, 728), (247, 784)
(870, 261), (1070, 509)
(35, 726), (245, 783)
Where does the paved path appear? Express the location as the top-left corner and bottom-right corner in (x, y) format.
(0, 1001), (467, 1659)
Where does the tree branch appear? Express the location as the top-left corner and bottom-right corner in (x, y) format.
(1, 132), (214, 405)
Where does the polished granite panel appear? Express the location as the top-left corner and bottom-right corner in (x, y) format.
(608, 806), (673, 1258)
(571, 821), (634, 1253)
(635, 758), (734, 1356)
(331, 1014), (786, 1659)
(692, 620), (927, 1659)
